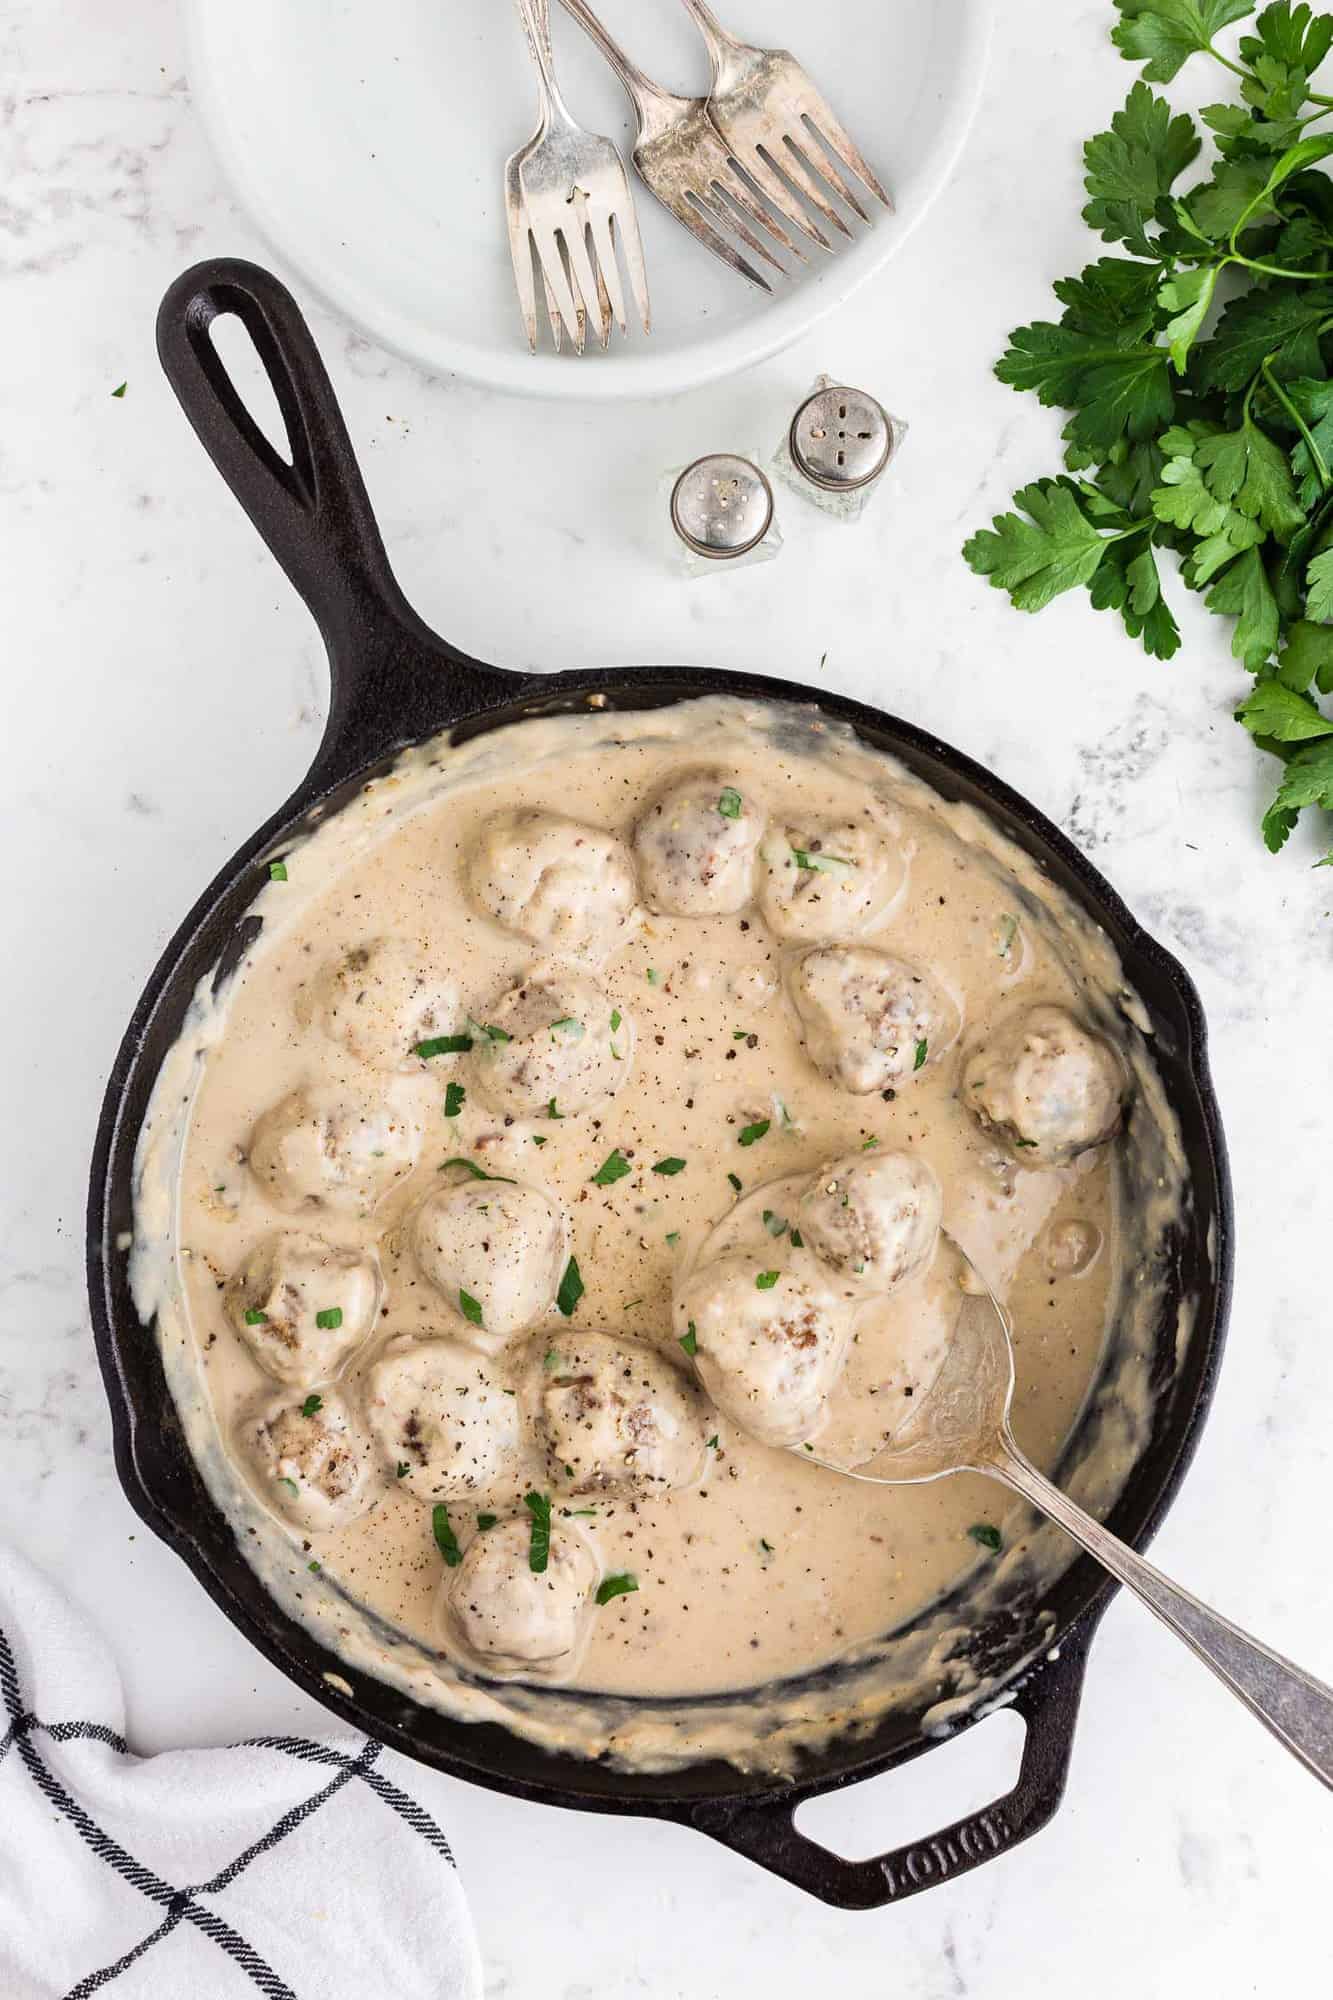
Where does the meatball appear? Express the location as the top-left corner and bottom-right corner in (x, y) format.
(239, 1388), (380, 1531)
(529, 1331), (710, 1494)
(756, 807), (906, 943)
(962, 1004), (1124, 1165)
(467, 967), (631, 1118)
(364, 1338), (523, 1503)
(633, 771), (766, 917)
(788, 946), (960, 1093)
(471, 809), (638, 956)
(675, 1249), (853, 1449)
(247, 1082), (422, 1215)
(412, 1173), (566, 1349)
(443, 1517), (598, 1678)
(226, 1230), (381, 1386)
(298, 938), (460, 1071)
(798, 1150), (942, 1296)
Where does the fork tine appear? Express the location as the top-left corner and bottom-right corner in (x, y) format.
(712, 162), (809, 263)
(504, 171), (539, 354)
(666, 190), (773, 292)
(788, 125), (870, 225)
(757, 138), (852, 240)
(532, 219), (586, 353)
(588, 206), (628, 337)
(722, 141), (832, 252)
(541, 270), (565, 353)
(613, 202), (652, 334)
(802, 105), (893, 210)
(700, 184), (792, 275)
(561, 206), (611, 349)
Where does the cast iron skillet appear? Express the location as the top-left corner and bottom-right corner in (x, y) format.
(87, 258), (1233, 1911)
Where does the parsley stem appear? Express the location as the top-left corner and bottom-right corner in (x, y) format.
(1227, 251), (1331, 283)
(1262, 356), (1331, 493)
(1203, 43), (1249, 84)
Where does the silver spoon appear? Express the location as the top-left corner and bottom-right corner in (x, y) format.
(802, 1245), (1333, 1790)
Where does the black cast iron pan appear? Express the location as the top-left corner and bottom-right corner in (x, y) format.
(87, 258), (1233, 1910)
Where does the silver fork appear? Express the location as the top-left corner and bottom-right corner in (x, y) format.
(505, 0), (650, 354)
(555, 0), (808, 293)
(679, 0), (892, 244)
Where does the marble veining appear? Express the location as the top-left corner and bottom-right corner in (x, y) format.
(1, 0), (1329, 1992)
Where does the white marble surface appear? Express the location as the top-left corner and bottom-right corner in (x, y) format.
(2, 0), (1330, 1992)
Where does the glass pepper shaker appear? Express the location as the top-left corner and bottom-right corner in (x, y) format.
(663, 451), (784, 576)
(771, 376), (907, 521)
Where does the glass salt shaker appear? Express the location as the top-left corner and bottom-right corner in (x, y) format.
(663, 451), (784, 576)
(771, 376), (907, 521)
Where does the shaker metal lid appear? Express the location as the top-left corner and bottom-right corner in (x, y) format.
(789, 384), (893, 492)
(670, 454), (774, 559)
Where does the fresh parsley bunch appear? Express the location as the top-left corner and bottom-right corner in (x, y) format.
(963, 0), (1333, 856)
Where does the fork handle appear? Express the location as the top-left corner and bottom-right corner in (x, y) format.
(985, 1435), (1333, 1790)
(677, 0), (748, 81)
(553, 0), (672, 127)
(512, 0), (568, 122)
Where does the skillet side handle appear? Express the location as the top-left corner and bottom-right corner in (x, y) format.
(156, 258), (516, 780)
(686, 1636), (1091, 1911)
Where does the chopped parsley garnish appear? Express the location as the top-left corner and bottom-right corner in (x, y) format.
(737, 1119), (770, 1147)
(596, 1573), (639, 1606)
(997, 915), (1019, 959)
(862, 1136), (880, 1150)
(546, 1098), (564, 1119)
(680, 1325), (698, 1357)
(548, 1015), (584, 1040)
(476, 1512), (498, 1532)
(653, 1156), (687, 1176)
(267, 860), (288, 882)
(790, 1228), (804, 1248)
(556, 1255), (584, 1318)
(706, 1434), (719, 1450)
(417, 1033), (473, 1057)
(111, 381), (127, 398)
(562, 1506), (598, 1518)
(308, 1559), (321, 1573)
(432, 1503), (463, 1568)
(913, 1038), (929, 1072)
(468, 1019), (511, 1044)
(532, 1133), (548, 1147)
(314, 1308), (342, 1331)
(968, 1523), (1002, 1553)
(609, 1008), (622, 1033)
(300, 1393), (323, 1416)
(458, 1288), (484, 1328)
(790, 848), (856, 876)
(279, 1477), (299, 1496)
(732, 1029), (748, 1040)
(755, 1270), (779, 1290)
(623, 1297), (644, 1309)
(591, 1149), (632, 1186)
(396, 1462), (409, 1479)
(443, 1081), (465, 1118)
(665, 1230), (680, 1246)
(646, 968), (662, 986)
(759, 1538), (774, 1554)
(524, 1491), (552, 1574)
(1015, 1137), (1040, 1149)
(717, 787), (743, 819)
(762, 1209), (787, 1237)
(442, 1157), (515, 1182)
(727, 1172), (742, 1192)
(242, 1308), (268, 1326)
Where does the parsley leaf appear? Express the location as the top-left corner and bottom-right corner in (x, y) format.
(524, 1490), (552, 1574)
(1206, 545), (1281, 666)
(595, 1573), (639, 1606)
(652, 1156), (687, 1175)
(1111, 0), (1256, 85)
(556, 1256), (584, 1318)
(1236, 678), (1333, 739)
(680, 1325), (699, 1356)
(968, 1521), (1003, 1552)
(300, 1393), (323, 1417)
(1083, 81), (1202, 250)
(433, 1504), (463, 1568)
(314, 1308), (342, 1331)
(458, 1288), (484, 1328)
(591, 1149), (632, 1186)
(737, 1119), (771, 1146)
(964, 481), (1120, 612)
(443, 1081), (465, 1118)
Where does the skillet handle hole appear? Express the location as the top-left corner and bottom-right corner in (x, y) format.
(209, 311), (294, 471)
(793, 1708), (1026, 1862)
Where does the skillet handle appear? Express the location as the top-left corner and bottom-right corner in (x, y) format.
(686, 1635), (1091, 1910)
(155, 257), (516, 783)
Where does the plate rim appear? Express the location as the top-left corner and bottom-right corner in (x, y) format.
(183, 0), (993, 403)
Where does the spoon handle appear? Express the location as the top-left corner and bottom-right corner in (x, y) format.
(986, 1438), (1333, 1790)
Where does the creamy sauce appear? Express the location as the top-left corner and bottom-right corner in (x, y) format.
(131, 698), (1190, 1774)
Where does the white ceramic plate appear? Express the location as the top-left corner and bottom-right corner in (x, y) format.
(185, 0), (990, 401)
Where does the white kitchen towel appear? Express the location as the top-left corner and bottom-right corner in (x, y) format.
(0, 1544), (483, 2000)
